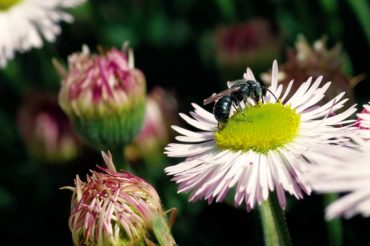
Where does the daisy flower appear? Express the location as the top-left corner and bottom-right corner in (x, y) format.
(165, 60), (356, 210)
(0, 0), (86, 67)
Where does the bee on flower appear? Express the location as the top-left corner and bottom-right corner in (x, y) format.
(165, 60), (356, 210)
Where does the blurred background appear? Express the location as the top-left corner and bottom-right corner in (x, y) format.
(1, 0), (370, 245)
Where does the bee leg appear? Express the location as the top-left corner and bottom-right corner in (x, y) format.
(262, 87), (267, 96)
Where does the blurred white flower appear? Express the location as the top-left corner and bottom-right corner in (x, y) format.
(0, 0), (86, 67)
(305, 103), (370, 219)
(305, 140), (370, 219)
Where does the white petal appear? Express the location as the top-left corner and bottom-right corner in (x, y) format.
(0, 0), (86, 67)
(243, 67), (256, 81)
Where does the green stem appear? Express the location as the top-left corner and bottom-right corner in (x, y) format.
(347, 0), (370, 46)
(111, 146), (128, 171)
(214, 0), (236, 23)
(259, 193), (292, 246)
(324, 194), (342, 246)
(151, 216), (176, 246)
(319, 0), (342, 38)
(292, 0), (316, 39)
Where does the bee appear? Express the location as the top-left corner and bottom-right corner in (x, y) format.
(203, 79), (277, 124)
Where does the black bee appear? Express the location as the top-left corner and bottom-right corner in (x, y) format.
(203, 79), (276, 124)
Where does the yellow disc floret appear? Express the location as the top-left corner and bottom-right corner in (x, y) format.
(215, 103), (300, 153)
(0, 0), (21, 10)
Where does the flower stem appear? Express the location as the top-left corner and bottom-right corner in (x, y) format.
(347, 0), (370, 46)
(258, 193), (292, 246)
(324, 194), (342, 246)
(151, 216), (176, 246)
(111, 146), (132, 172)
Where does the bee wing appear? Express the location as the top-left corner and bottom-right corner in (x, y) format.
(203, 86), (240, 105)
(227, 79), (246, 88)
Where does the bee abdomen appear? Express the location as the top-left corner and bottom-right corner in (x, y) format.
(213, 95), (232, 123)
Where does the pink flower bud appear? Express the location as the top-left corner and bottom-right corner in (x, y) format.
(56, 45), (146, 148)
(125, 87), (178, 163)
(17, 91), (81, 163)
(64, 151), (176, 246)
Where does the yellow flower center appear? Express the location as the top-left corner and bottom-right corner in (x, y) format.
(215, 103), (301, 153)
(0, 0), (21, 10)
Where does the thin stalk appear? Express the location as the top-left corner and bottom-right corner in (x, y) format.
(214, 0), (236, 23)
(347, 0), (370, 46)
(151, 216), (177, 246)
(324, 194), (342, 246)
(259, 193), (292, 246)
(111, 146), (130, 172)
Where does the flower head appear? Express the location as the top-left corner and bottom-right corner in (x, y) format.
(57, 45), (146, 148)
(64, 151), (176, 246)
(165, 61), (356, 210)
(0, 0), (86, 67)
(17, 91), (81, 163)
(213, 19), (282, 79)
(262, 36), (356, 106)
(304, 139), (370, 219)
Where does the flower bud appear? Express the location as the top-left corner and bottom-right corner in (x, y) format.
(262, 35), (357, 105)
(213, 19), (282, 80)
(57, 45), (146, 149)
(125, 87), (178, 164)
(64, 151), (176, 246)
(17, 91), (81, 163)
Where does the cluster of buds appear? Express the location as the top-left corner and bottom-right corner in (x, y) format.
(214, 19), (282, 79)
(56, 45), (146, 149)
(17, 91), (81, 163)
(263, 36), (359, 105)
(125, 87), (178, 164)
(64, 151), (176, 246)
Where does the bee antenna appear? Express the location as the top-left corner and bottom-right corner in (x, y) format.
(313, 98), (337, 128)
(264, 87), (279, 102)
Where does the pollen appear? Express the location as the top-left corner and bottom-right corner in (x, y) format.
(0, 0), (22, 10)
(215, 103), (301, 153)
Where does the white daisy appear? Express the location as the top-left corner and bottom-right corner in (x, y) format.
(304, 139), (370, 219)
(164, 60), (356, 210)
(0, 0), (86, 67)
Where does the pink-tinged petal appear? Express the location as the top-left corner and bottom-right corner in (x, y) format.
(270, 60), (279, 93)
(58, 45), (146, 120)
(280, 80), (294, 103)
(243, 67), (256, 81)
